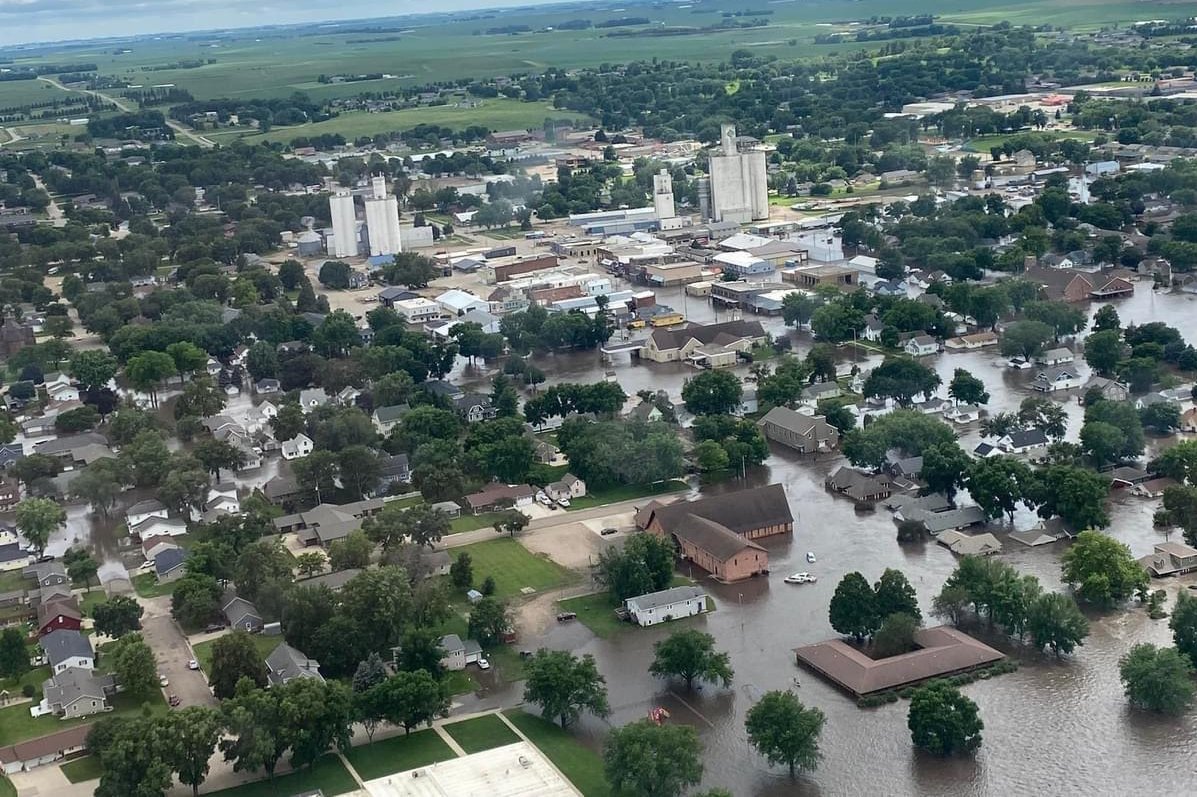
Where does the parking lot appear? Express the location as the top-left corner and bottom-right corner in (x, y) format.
(140, 614), (215, 708)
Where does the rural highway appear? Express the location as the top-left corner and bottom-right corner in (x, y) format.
(38, 76), (216, 148)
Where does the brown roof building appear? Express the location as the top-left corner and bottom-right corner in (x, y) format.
(639, 484), (791, 582)
(825, 467), (893, 504)
(794, 626), (1005, 696)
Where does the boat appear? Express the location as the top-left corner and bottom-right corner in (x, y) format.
(806, 552), (816, 563)
(784, 572), (817, 584)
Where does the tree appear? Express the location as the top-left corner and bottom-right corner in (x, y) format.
(999, 320), (1054, 360)
(681, 370), (742, 416)
(947, 368), (989, 405)
(234, 541), (293, 604)
(363, 503), (449, 550)
(1027, 592), (1090, 656)
(1028, 464), (1109, 530)
(276, 678), (354, 771)
(395, 628), (446, 677)
(171, 574), (223, 630)
(64, 546), (99, 591)
(166, 342), (209, 382)
(920, 443), (970, 504)
(295, 551), (326, 579)
(649, 629), (733, 690)
(70, 458), (124, 517)
(329, 531), (374, 572)
(862, 358), (941, 407)
(595, 533), (675, 602)
(318, 260), (352, 289)
(108, 633), (157, 696)
(15, 497), (65, 557)
(1084, 399), (1144, 461)
(872, 612), (919, 658)
(523, 649), (610, 728)
(1141, 402), (1181, 434)
(71, 350), (119, 393)
(92, 595), (143, 638)
(693, 439), (730, 472)
(270, 403), (306, 442)
(386, 252), (438, 288)
(965, 456), (1032, 522)
(209, 630), (269, 699)
(873, 568), (921, 623)
(1084, 329), (1123, 376)
(163, 706), (222, 796)
(603, 720), (702, 797)
(374, 670), (448, 734)
(1093, 304), (1121, 333)
(744, 690), (824, 777)
(125, 350), (176, 407)
(449, 552), (473, 589)
(495, 509), (529, 537)
(468, 596), (510, 646)
(192, 437), (246, 479)
(246, 340), (279, 381)
(907, 682), (983, 756)
(1061, 530), (1148, 607)
(95, 716), (173, 797)
(220, 681), (288, 781)
(1119, 643), (1194, 713)
(1171, 591), (1197, 666)
(0, 627), (27, 679)
(828, 572), (878, 642)
(338, 567), (414, 654)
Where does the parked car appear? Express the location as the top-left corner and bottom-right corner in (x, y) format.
(784, 572), (817, 584)
(556, 612), (577, 622)
(536, 492), (553, 507)
(168, 694), (181, 707)
(556, 497), (571, 508)
(187, 659), (200, 670)
(600, 527), (619, 536)
(477, 658), (491, 671)
(203, 624), (225, 633)
(158, 674), (169, 687)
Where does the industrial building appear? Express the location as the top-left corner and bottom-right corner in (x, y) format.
(652, 168), (682, 229)
(327, 191), (358, 258)
(708, 124), (768, 223)
(364, 176), (403, 257)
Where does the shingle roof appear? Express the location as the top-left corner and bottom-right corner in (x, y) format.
(627, 585), (707, 612)
(154, 547), (187, 577)
(649, 319), (765, 352)
(647, 484), (791, 538)
(41, 629), (92, 665)
(43, 667), (113, 709)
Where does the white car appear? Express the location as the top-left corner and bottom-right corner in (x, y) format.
(556, 497), (571, 508)
(536, 492), (553, 507)
(784, 572), (817, 584)
(187, 660), (200, 671)
(159, 674), (169, 687)
(477, 658), (491, 671)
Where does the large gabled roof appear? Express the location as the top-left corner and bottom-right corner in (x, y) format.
(647, 484), (791, 537)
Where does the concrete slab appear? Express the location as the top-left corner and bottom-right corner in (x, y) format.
(363, 742), (580, 797)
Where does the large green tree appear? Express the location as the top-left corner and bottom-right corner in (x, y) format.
(828, 572), (879, 642)
(1170, 591), (1197, 667)
(1061, 530), (1148, 607)
(92, 595), (143, 639)
(1027, 592), (1089, 656)
(862, 357), (941, 407)
(15, 497), (66, 557)
(163, 706), (223, 796)
(1119, 643), (1194, 714)
(907, 682), (983, 756)
(681, 370), (743, 416)
(745, 690), (825, 777)
(648, 629), (734, 690)
(373, 670), (449, 734)
(603, 720), (703, 797)
(209, 630), (269, 699)
(523, 649), (610, 729)
(873, 568), (921, 623)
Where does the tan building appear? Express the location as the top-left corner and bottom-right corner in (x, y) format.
(758, 407), (840, 453)
(641, 319), (766, 364)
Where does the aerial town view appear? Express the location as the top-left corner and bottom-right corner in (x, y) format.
(4, 0), (1197, 795)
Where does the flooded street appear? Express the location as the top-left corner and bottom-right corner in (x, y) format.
(520, 283), (1197, 795)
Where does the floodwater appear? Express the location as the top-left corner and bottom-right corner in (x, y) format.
(520, 282), (1197, 795)
(54, 278), (1197, 793)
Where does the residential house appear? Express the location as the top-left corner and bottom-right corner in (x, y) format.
(36, 598), (82, 637)
(265, 643), (324, 687)
(861, 315), (885, 343)
(463, 483), (534, 515)
(129, 516), (187, 540)
(1083, 376), (1130, 402)
(1140, 542), (1197, 577)
(0, 725), (92, 774)
(23, 561), (69, 590)
(1025, 266), (1135, 303)
(34, 433), (109, 467)
(298, 388), (330, 413)
(624, 585), (708, 627)
(998, 428), (1050, 455)
(0, 543), (33, 572)
(263, 475), (302, 506)
(254, 378), (281, 395)
(453, 393), (497, 424)
(1036, 348), (1075, 366)
(372, 404), (410, 434)
(639, 485), (789, 582)
(222, 594), (263, 632)
(280, 433), (314, 460)
(431, 501), (462, 519)
(421, 550), (452, 578)
(545, 474), (586, 503)
(758, 407), (840, 454)
(125, 499), (168, 528)
(1181, 407), (1197, 433)
(1131, 478), (1179, 499)
(944, 404), (982, 424)
(0, 478), (19, 512)
(825, 467), (893, 504)
(154, 547), (188, 583)
(336, 386), (362, 407)
(38, 668), (115, 719)
(626, 399), (663, 423)
(376, 453), (411, 490)
(944, 332), (999, 351)
(904, 335), (940, 357)
(436, 634), (484, 671)
(42, 629), (94, 674)
(641, 320), (767, 364)
(294, 569), (361, 592)
(273, 499), (384, 547)
(0, 443), (24, 469)
(1031, 365), (1083, 393)
(937, 531), (1003, 556)
(799, 382), (841, 407)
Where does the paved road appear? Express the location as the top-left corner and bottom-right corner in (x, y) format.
(140, 612), (214, 708)
(33, 175), (65, 227)
(38, 76), (215, 148)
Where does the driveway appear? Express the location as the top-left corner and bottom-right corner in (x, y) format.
(141, 614), (215, 708)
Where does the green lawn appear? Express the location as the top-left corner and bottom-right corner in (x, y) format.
(78, 590), (106, 617)
(0, 774), (13, 797)
(557, 576), (702, 639)
(568, 480), (690, 511)
(193, 634), (281, 674)
(2, 664), (50, 696)
(963, 129), (1094, 152)
(449, 512), (508, 533)
(60, 755), (103, 783)
(505, 710), (610, 797)
(343, 730), (456, 780)
(205, 754), (357, 797)
(441, 669), (476, 696)
(451, 538), (573, 600)
(0, 569), (25, 593)
(442, 713), (519, 754)
(131, 573), (176, 598)
(0, 690), (165, 747)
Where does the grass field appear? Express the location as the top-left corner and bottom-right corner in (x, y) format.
(451, 538), (573, 600)
(1, 665), (50, 697)
(207, 754), (357, 797)
(343, 729), (455, 780)
(0, 78), (68, 111)
(567, 480), (690, 511)
(558, 576), (703, 638)
(449, 512), (508, 533)
(207, 99), (589, 144)
(0, 774), (13, 797)
(131, 572), (176, 598)
(964, 129), (1095, 152)
(0, 690), (165, 747)
(192, 634), (281, 674)
(505, 710), (610, 797)
(442, 713), (520, 754)
(60, 755), (103, 783)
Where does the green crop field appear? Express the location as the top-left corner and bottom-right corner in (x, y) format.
(0, 78), (70, 111)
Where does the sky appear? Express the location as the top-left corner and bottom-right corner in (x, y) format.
(0, 0), (561, 48)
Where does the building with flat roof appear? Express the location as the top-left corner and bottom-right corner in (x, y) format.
(364, 739), (581, 797)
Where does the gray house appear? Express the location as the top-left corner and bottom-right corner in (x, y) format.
(40, 668), (115, 719)
(265, 643), (324, 687)
(222, 595), (263, 632)
(758, 407), (840, 454)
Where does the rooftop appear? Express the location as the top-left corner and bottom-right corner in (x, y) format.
(362, 739), (581, 797)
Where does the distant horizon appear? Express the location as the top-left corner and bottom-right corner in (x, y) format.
(0, 0), (574, 49)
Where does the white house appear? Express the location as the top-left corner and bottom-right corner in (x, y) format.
(1030, 366), (1083, 393)
(1036, 348), (1075, 366)
(42, 630), (94, 674)
(46, 382), (80, 403)
(861, 315), (885, 342)
(393, 297), (444, 324)
(545, 474), (587, 503)
(125, 499), (168, 529)
(434, 633), (484, 671)
(336, 386), (361, 406)
(280, 433), (314, 460)
(624, 585), (708, 627)
(298, 388), (330, 413)
(129, 516), (188, 540)
(944, 404), (982, 424)
(998, 427), (1050, 455)
(904, 335), (939, 357)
